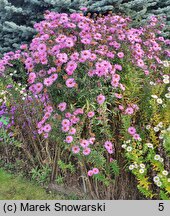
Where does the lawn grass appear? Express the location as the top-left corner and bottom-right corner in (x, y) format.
(0, 168), (63, 200)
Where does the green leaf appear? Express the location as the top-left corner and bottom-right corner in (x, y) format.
(110, 160), (120, 176)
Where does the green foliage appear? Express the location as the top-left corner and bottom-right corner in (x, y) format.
(0, 168), (63, 199)
(30, 165), (51, 184)
(58, 160), (76, 174)
(110, 160), (120, 176)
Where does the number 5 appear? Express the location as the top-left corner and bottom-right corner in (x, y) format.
(158, 203), (164, 211)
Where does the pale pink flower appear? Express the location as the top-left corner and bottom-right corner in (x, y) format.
(66, 78), (76, 88)
(58, 102), (67, 112)
(133, 133), (140, 140)
(43, 124), (52, 133)
(88, 137), (95, 144)
(80, 139), (89, 148)
(62, 126), (70, 132)
(61, 119), (70, 126)
(117, 52), (124, 58)
(87, 170), (93, 176)
(92, 168), (99, 175)
(128, 127), (136, 135)
(97, 94), (105, 105)
(69, 127), (76, 135)
(65, 135), (73, 143)
(125, 107), (134, 115)
(72, 146), (80, 154)
(87, 111), (95, 118)
(83, 147), (91, 155)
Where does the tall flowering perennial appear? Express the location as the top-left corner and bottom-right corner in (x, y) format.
(0, 11), (170, 199)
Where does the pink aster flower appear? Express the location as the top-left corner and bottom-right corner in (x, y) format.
(87, 170), (93, 177)
(61, 119), (70, 126)
(117, 52), (124, 58)
(65, 112), (72, 118)
(92, 168), (99, 175)
(114, 64), (122, 71)
(44, 78), (53, 86)
(128, 127), (136, 135)
(44, 133), (49, 139)
(83, 147), (91, 155)
(65, 135), (73, 143)
(133, 133), (140, 140)
(65, 38), (74, 48)
(80, 7), (88, 11)
(87, 111), (95, 118)
(104, 141), (113, 149)
(35, 82), (43, 93)
(115, 93), (122, 99)
(57, 53), (68, 63)
(62, 126), (70, 132)
(97, 94), (105, 105)
(72, 146), (80, 154)
(80, 139), (89, 148)
(88, 137), (95, 144)
(46, 105), (53, 113)
(58, 102), (67, 112)
(125, 107), (134, 115)
(43, 124), (52, 133)
(50, 73), (58, 81)
(66, 78), (76, 88)
(69, 127), (76, 135)
(118, 105), (124, 111)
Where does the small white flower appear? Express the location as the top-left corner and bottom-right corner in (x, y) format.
(165, 93), (170, 98)
(139, 168), (144, 174)
(22, 97), (26, 100)
(18, 83), (22, 86)
(13, 70), (17, 74)
(154, 154), (160, 160)
(156, 181), (162, 187)
(163, 75), (169, 79)
(157, 98), (163, 104)
(146, 143), (153, 148)
(168, 87), (170, 91)
(154, 127), (159, 132)
(159, 135), (164, 139)
(129, 165), (135, 170)
(122, 144), (127, 149)
(157, 122), (163, 128)
(140, 164), (145, 169)
(127, 146), (132, 152)
(163, 79), (169, 84)
(162, 104), (167, 108)
(0, 99), (3, 103)
(159, 158), (164, 163)
(146, 125), (151, 130)
(150, 81), (155, 85)
(162, 61), (169, 67)
(151, 95), (158, 99)
(126, 140), (131, 144)
(9, 73), (13, 76)
(167, 127), (170, 132)
(162, 170), (168, 176)
(20, 90), (24, 94)
(153, 176), (160, 182)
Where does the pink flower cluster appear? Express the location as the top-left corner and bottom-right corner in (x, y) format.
(37, 105), (53, 138)
(128, 127), (141, 140)
(104, 141), (114, 154)
(88, 168), (99, 176)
